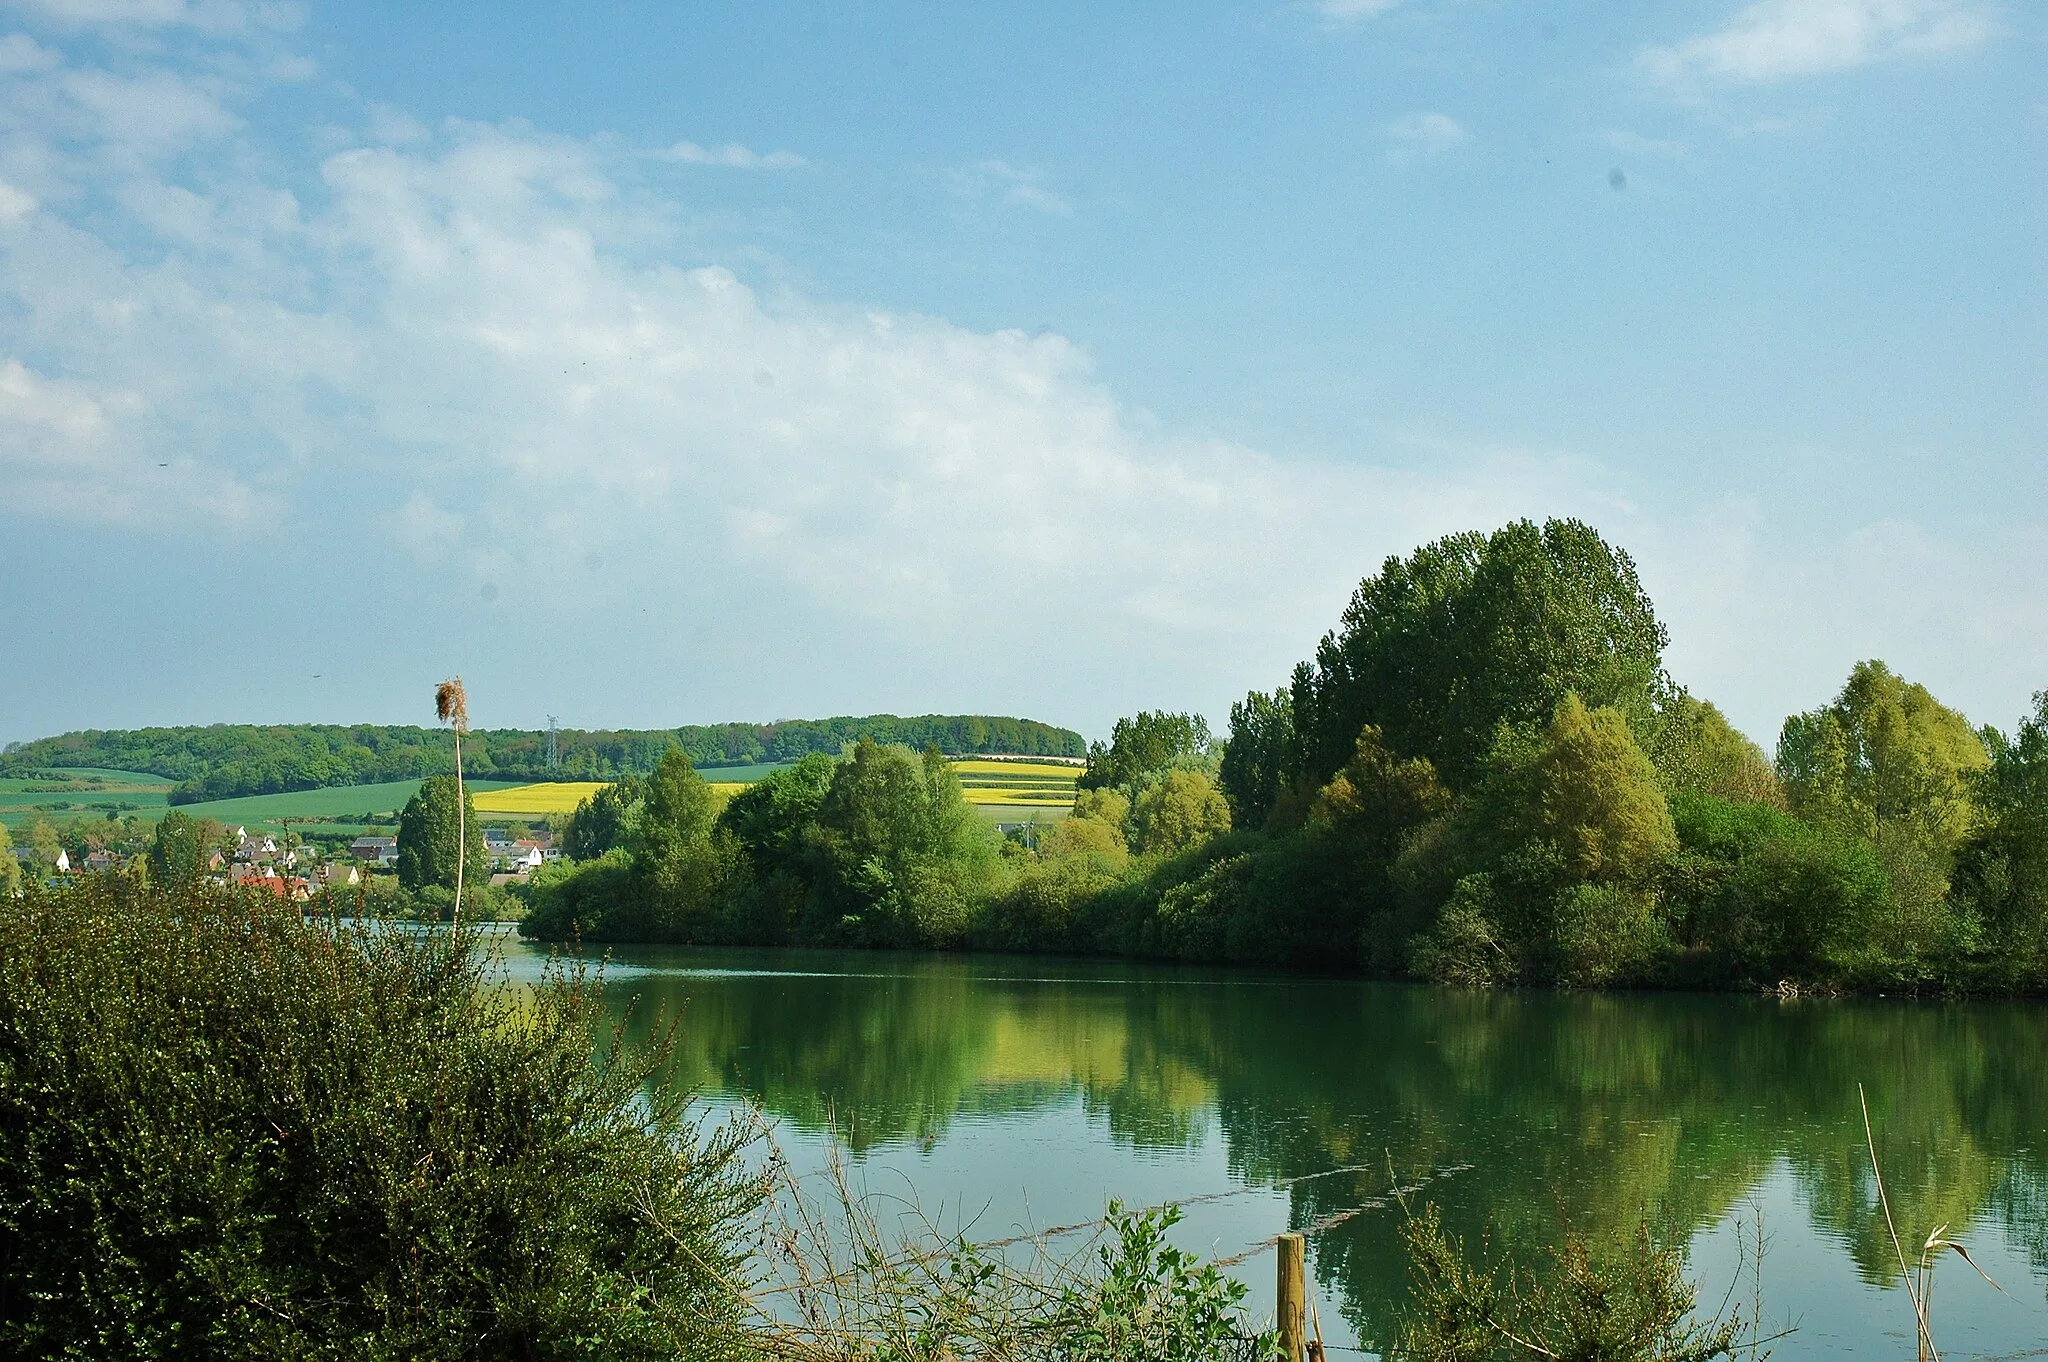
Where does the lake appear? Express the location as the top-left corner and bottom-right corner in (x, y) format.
(493, 932), (2048, 1359)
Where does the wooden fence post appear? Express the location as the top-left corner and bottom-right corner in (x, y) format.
(1277, 1232), (1306, 1362)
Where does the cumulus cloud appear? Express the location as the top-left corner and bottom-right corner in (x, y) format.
(0, 33), (1609, 722)
(1385, 112), (1468, 163)
(1639, 0), (1993, 87)
(654, 140), (807, 169)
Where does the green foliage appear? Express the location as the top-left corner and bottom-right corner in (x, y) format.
(1308, 726), (1452, 855)
(518, 848), (639, 940)
(1053, 1203), (1271, 1362)
(636, 748), (718, 872)
(807, 742), (995, 947)
(1128, 769), (1232, 858)
(1391, 1205), (1743, 1362)
(1952, 690), (2048, 978)
(1080, 711), (1213, 792)
(563, 774), (642, 860)
(1284, 518), (1668, 799)
(0, 846), (17, 898)
(1778, 660), (1988, 853)
(1220, 687), (1290, 830)
(0, 876), (766, 1360)
(22, 817), (61, 869)
(1408, 875), (1517, 987)
(1668, 791), (1891, 982)
(147, 808), (215, 888)
(1521, 695), (1677, 887)
(716, 753), (837, 880)
(394, 774), (485, 894)
(1642, 693), (1781, 806)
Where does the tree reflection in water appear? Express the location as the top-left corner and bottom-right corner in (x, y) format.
(552, 942), (2048, 1348)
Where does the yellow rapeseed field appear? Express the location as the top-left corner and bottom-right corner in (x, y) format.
(471, 782), (608, 816)
(473, 764), (1077, 819)
(949, 760), (1084, 780)
(961, 787), (1072, 806)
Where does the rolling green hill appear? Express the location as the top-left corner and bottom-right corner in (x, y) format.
(2, 714), (1085, 806)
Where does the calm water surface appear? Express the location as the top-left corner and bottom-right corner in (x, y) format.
(493, 932), (2048, 1359)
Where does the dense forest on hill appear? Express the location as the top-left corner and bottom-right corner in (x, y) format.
(0, 715), (1084, 805)
(517, 518), (2048, 996)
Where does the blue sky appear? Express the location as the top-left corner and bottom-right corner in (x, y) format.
(0, 0), (2040, 747)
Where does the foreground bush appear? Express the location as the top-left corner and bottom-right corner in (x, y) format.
(0, 877), (763, 1361)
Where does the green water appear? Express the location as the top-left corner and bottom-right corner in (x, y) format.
(497, 936), (2048, 1359)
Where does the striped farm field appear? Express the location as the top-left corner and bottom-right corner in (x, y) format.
(962, 787), (1072, 806)
(470, 782), (608, 816)
(948, 760), (1084, 780)
(448, 757), (1077, 822)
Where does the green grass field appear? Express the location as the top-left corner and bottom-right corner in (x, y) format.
(172, 780), (520, 828)
(694, 762), (793, 783)
(1, 769), (173, 830)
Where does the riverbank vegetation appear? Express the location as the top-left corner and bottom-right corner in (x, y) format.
(522, 519), (2048, 995)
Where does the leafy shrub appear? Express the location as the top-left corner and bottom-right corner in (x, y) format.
(1391, 1205), (1745, 1362)
(0, 876), (764, 1361)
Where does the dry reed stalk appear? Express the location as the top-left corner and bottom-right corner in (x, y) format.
(436, 678), (469, 928)
(1858, 1082), (2005, 1362)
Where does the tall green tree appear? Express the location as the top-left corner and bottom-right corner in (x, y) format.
(1952, 689), (2048, 975)
(564, 775), (643, 861)
(810, 741), (992, 946)
(1219, 689), (1290, 830)
(0, 845), (19, 898)
(1777, 661), (1988, 853)
(1128, 770), (1232, 858)
(1642, 693), (1781, 805)
(716, 755), (836, 880)
(635, 749), (717, 867)
(22, 819), (62, 871)
(1080, 713), (1212, 792)
(1524, 694), (1678, 887)
(396, 776), (485, 893)
(148, 810), (213, 889)
(1285, 519), (1667, 795)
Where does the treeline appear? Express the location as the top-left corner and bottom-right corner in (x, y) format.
(523, 518), (2048, 995)
(0, 714), (1084, 805)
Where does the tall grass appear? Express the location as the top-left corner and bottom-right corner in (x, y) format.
(436, 677), (469, 927)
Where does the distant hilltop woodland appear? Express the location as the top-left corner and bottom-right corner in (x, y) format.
(0, 715), (1086, 806)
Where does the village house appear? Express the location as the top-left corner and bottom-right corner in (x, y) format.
(83, 850), (119, 872)
(349, 835), (399, 867)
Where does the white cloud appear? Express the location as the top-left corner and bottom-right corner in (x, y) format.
(59, 68), (240, 152)
(654, 140), (806, 169)
(961, 159), (1073, 216)
(0, 33), (61, 73)
(0, 181), (37, 222)
(1385, 112), (1468, 163)
(1639, 0), (1993, 86)
(8, 0), (304, 34)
